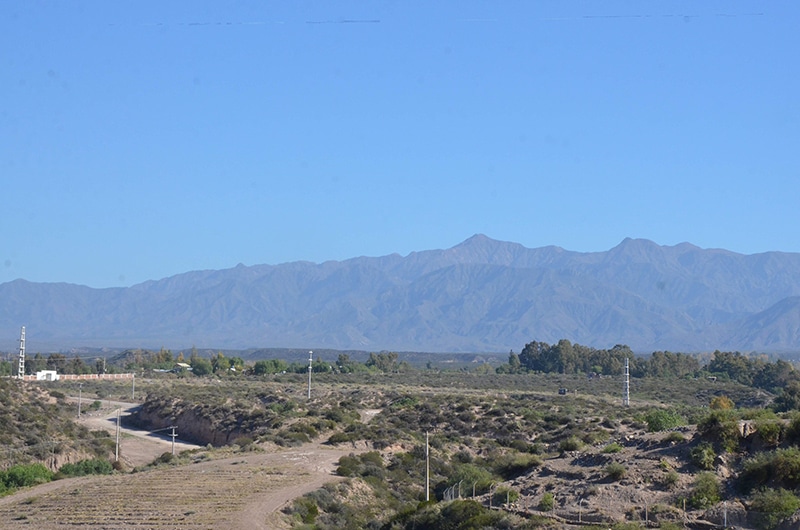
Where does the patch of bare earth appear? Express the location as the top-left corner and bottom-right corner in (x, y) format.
(0, 442), (355, 529)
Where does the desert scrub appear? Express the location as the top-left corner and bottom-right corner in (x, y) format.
(688, 472), (721, 509)
(643, 408), (685, 432)
(663, 431), (686, 443)
(697, 409), (741, 452)
(602, 442), (623, 454)
(754, 419), (782, 447)
(538, 491), (555, 511)
(749, 487), (800, 530)
(739, 447), (800, 493)
(492, 486), (519, 506)
(690, 442), (716, 470)
(604, 463), (627, 481)
(558, 436), (583, 453)
(662, 469), (680, 490)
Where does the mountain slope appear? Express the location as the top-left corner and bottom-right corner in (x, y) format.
(2, 236), (800, 353)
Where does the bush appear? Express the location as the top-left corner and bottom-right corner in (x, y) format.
(709, 395), (735, 410)
(698, 410), (740, 452)
(494, 453), (541, 479)
(690, 442), (716, 470)
(689, 472), (721, 509)
(602, 442), (623, 454)
(492, 486), (519, 506)
(749, 488), (800, 530)
(663, 431), (686, 443)
(644, 409), (685, 432)
(663, 469), (680, 490)
(58, 458), (113, 478)
(538, 491), (554, 511)
(755, 420), (782, 447)
(1, 463), (53, 489)
(558, 436), (583, 452)
(604, 463), (627, 481)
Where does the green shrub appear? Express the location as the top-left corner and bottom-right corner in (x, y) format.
(327, 432), (354, 444)
(749, 488), (800, 530)
(604, 463), (627, 481)
(2, 463), (53, 489)
(755, 420), (782, 447)
(697, 410), (740, 452)
(644, 409), (685, 432)
(288, 496), (319, 524)
(538, 492), (554, 511)
(663, 431), (686, 443)
(602, 442), (623, 454)
(58, 458), (113, 478)
(492, 486), (519, 506)
(494, 452), (542, 479)
(690, 442), (716, 470)
(558, 436), (583, 452)
(689, 472), (721, 509)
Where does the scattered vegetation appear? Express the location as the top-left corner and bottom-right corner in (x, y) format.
(3, 343), (800, 529)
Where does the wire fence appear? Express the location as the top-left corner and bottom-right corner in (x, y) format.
(470, 493), (787, 530)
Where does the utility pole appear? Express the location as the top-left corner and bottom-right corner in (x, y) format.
(115, 409), (121, 462)
(77, 383), (83, 418)
(131, 374), (135, 400)
(16, 326), (25, 379)
(307, 351), (313, 399)
(170, 426), (177, 456)
(425, 431), (430, 502)
(623, 357), (631, 407)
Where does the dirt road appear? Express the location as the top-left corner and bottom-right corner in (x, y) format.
(77, 401), (201, 468)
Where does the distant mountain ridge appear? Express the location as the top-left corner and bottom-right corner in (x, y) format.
(2, 235), (800, 353)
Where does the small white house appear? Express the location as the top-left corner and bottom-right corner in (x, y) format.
(35, 370), (59, 381)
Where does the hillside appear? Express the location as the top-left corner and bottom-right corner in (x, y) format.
(0, 378), (115, 470)
(0, 372), (793, 529)
(3, 235), (800, 352)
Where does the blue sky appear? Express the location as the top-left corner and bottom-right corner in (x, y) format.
(2, 1), (798, 288)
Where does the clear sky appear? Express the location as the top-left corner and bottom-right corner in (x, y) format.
(2, 1), (798, 288)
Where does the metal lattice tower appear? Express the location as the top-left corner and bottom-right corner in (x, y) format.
(17, 326), (26, 379)
(622, 357), (630, 406)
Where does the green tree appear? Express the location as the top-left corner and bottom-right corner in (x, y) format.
(507, 351), (522, 373)
(46, 353), (67, 373)
(252, 359), (288, 375)
(366, 352), (399, 373)
(773, 380), (800, 412)
(190, 357), (212, 376)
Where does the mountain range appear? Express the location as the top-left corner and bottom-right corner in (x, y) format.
(2, 235), (800, 354)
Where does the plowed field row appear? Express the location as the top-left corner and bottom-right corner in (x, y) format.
(0, 445), (353, 529)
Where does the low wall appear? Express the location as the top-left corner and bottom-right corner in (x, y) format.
(20, 373), (135, 382)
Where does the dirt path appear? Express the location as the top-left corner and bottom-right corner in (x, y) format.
(77, 401), (202, 468)
(231, 444), (355, 530)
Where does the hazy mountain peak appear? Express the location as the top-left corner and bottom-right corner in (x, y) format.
(3, 237), (800, 353)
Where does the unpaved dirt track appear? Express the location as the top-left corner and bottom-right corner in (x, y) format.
(77, 401), (202, 468)
(0, 442), (355, 529)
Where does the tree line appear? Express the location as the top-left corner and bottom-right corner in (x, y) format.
(500, 339), (798, 397)
(3, 340), (797, 397)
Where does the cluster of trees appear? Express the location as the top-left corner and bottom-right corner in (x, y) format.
(500, 340), (799, 393)
(251, 352), (409, 376)
(502, 339), (701, 378)
(18, 353), (108, 376)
